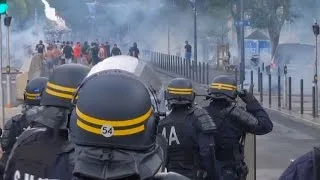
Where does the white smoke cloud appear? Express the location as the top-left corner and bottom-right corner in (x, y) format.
(41, 0), (67, 29)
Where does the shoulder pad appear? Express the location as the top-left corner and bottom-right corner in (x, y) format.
(154, 172), (191, 180)
(193, 107), (217, 133)
(11, 114), (24, 122)
(14, 128), (47, 147)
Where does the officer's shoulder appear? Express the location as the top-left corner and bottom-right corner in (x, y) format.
(4, 114), (23, 127)
(188, 105), (208, 115)
(15, 127), (47, 145)
(11, 114), (24, 122)
(280, 151), (313, 178)
(154, 172), (190, 180)
(190, 106), (217, 133)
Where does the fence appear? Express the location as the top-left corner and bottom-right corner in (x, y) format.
(145, 51), (237, 84)
(145, 50), (319, 119)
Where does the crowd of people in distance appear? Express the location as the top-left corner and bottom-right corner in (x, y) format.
(35, 40), (140, 72)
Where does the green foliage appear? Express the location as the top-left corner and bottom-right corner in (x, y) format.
(7, 0), (44, 27)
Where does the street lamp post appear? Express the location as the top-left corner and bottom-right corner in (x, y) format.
(240, 0), (245, 89)
(168, 0), (175, 55)
(193, 0), (197, 64)
(0, 15), (3, 129)
(313, 22), (319, 117)
(4, 14), (11, 108)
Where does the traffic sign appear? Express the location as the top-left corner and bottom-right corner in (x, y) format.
(234, 20), (251, 27)
(245, 40), (258, 54)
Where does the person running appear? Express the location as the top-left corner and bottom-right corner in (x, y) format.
(111, 44), (122, 56)
(52, 44), (61, 69)
(35, 40), (45, 55)
(81, 41), (90, 65)
(63, 41), (74, 64)
(98, 43), (106, 61)
(104, 42), (111, 58)
(90, 43), (100, 66)
(73, 42), (81, 64)
(44, 46), (54, 73)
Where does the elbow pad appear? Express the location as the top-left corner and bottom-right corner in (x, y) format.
(227, 106), (259, 131)
(193, 108), (217, 134)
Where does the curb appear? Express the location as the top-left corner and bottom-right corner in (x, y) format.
(153, 66), (320, 129)
(262, 105), (320, 129)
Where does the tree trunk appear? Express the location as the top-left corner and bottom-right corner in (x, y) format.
(268, 26), (280, 60)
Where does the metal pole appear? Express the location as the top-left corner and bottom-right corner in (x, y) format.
(240, 0), (245, 89)
(167, 24), (170, 55)
(316, 35), (318, 117)
(5, 20), (10, 108)
(284, 72), (287, 107)
(0, 15), (4, 129)
(193, 0), (197, 64)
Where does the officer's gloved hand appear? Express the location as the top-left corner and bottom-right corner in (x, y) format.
(238, 90), (256, 104)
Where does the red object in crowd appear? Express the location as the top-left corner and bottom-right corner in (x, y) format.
(74, 44), (81, 58)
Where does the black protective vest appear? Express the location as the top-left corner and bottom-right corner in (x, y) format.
(4, 128), (68, 180)
(157, 109), (199, 179)
(73, 172), (190, 180)
(205, 104), (245, 162)
(314, 146), (320, 180)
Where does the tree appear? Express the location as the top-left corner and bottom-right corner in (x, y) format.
(48, 0), (89, 30)
(8, 0), (45, 29)
(205, 0), (296, 58)
(249, 0), (296, 58)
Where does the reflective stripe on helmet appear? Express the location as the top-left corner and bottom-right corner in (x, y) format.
(45, 82), (77, 99)
(76, 106), (152, 136)
(25, 92), (40, 97)
(47, 82), (77, 92)
(210, 83), (237, 91)
(167, 87), (193, 95)
(25, 92), (41, 100)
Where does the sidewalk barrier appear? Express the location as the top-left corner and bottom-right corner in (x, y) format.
(313, 86), (316, 118)
(259, 72), (263, 103)
(301, 79), (304, 114)
(289, 77), (292, 111)
(268, 74), (271, 107)
(278, 75), (281, 108)
(146, 50), (320, 121)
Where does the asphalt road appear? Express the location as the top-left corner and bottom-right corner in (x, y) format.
(157, 71), (320, 180)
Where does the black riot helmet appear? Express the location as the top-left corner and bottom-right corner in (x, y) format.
(207, 75), (238, 100)
(40, 64), (90, 109)
(24, 77), (48, 106)
(70, 59), (159, 151)
(164, 78), (195, 106)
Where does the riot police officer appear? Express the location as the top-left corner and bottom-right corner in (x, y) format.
(3, 64), (90, 180)
(205, 75), (273, 180)
(279, 146), (319, 180)
(50, 55), (191, 180)
(157, 78), (217, 180)
(0, 77), (48, 166)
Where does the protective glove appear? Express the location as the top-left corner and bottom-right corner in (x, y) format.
(238, 89), (256, 104)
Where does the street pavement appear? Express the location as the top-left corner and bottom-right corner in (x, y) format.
(156, 68), (320, 180)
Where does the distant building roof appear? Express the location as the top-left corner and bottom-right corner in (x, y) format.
(245, 30), (269, 41)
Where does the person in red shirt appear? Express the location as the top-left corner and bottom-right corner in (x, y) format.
(73, 42), (81, 63)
